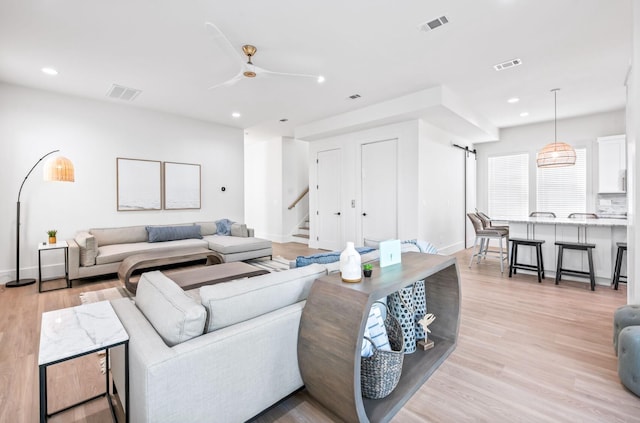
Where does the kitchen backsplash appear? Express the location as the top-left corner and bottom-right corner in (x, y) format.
(597, 193), (627, 216)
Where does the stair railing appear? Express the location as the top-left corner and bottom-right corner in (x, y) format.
(288, 186), (309, 210)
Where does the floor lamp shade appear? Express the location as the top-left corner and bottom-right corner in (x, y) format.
(44, 155), (75, 182)
(6, 150), (75, 288)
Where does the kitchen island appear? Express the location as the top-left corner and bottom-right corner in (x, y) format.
(503, 217), (627, 287)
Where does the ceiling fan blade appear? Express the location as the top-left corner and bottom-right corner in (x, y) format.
(207, 72), (243, 90)
(204, 22), (245, 68)
(255, 65), (324, 82)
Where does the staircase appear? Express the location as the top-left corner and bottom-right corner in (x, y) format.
(292, 216), (310, 244)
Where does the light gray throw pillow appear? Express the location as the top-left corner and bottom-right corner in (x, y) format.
(135, 270), (206, 346)
(75, 231), (97, 266)
(230, 223), (248, 237)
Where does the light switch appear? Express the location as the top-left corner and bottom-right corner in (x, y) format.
(351, 200), (355, 208)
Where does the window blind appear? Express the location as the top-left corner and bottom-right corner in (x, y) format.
(488, 153), (529, 219)
(536, 148), (586, 218)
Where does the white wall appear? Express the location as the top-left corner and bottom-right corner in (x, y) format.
(244, 136), (309, 242)
(475, 110), (626, 214)
(0, 83), (244, 283)
(244, 135), (283, 240)
(282, 137), (309, 239)
(627, 2), (639, 305)
(307, 119), (469, 253)
(418, 121), (470, 254)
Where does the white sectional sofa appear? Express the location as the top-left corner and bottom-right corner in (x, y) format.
(67, 221), (272, 282)
(110, 263), (327, 423)
(105, 240), (440, 422)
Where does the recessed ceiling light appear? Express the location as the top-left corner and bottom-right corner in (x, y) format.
(507, 97), (520, 104)
(41, 67), (58, 76)
(520, 112), (529, 117)
(317, 76), (325, 83)
(232, 112), (241, 118)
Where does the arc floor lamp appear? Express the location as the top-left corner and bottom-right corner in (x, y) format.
(6, 150), (75, 288)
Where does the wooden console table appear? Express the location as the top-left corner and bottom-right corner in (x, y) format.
(297, 252), (460, 423)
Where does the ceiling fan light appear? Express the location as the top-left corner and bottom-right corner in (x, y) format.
(242, 44), (257, 57)
(536, 142), (576, 168)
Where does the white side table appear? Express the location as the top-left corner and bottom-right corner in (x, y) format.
(38, 241), (69, 293)
(38, 301), (129, 422)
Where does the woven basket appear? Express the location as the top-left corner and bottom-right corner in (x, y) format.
(361, 304), (405, 399)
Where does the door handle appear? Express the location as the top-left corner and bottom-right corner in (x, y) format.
(334, 212), (341, 216)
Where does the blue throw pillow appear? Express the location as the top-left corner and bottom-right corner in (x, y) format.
(215, 219), (234, 236)
(147, 225), (203, 243)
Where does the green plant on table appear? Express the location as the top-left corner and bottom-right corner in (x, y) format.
(363, 263), (373, 271)
(47, 230), (57, 237)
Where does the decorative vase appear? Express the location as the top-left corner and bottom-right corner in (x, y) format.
(48, 236), (56, 244)
(340, 241), (362, 283)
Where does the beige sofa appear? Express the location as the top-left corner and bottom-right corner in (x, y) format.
(67, 221), (272, 282)
(110, 263), (327, 423)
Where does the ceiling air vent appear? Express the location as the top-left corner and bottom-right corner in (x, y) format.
(493, 58), (523, 71)
(418, 16), (449, 32)
(348, 94), (361, 100)
(106, 84), (141, 101)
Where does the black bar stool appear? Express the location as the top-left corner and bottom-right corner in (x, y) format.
(555, 241), (596, 291)
(509, 238), (545, 282)
(612, 242), (627, 290)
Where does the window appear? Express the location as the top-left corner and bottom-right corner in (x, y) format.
(488, 153), (529, 219)
(536, 148), (586, 218)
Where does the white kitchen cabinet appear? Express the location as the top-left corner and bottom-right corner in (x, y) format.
(598, 134), (626, 193)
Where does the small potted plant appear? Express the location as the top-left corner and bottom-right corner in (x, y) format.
(47, 230), (57, 244)
(363, 263), (373, 277)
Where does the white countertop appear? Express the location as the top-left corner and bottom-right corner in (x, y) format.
(499, 217), (627, 227)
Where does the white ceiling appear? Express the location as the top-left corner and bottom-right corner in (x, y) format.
(0, 0), (632, 141)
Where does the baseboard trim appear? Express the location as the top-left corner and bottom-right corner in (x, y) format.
(438, 241), (465, 256)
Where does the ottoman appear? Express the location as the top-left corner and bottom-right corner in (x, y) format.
(618, 326), (640, 397)
(614, 304), (640, 354)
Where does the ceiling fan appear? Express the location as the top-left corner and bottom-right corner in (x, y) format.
(205, 22), (325, 90)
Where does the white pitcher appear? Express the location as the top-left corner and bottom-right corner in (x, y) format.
(340, 241), (362, 283)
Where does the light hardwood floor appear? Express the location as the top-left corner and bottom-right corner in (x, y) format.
(1, 243), (638, 422)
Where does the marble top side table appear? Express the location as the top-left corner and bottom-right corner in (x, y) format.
(38, 300), (129, 422)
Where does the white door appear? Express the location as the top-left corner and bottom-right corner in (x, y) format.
(316, 149), (342, 250)
(361, 139), (397, 241)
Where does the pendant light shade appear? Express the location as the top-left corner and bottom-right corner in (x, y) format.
(536, 89), (576, 168)
(43, 155), (75, 182)
(536, 141), (576, 168)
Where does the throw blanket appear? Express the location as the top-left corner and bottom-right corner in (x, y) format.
(401, 239), (438, 254)
(296, 247), (376, 268)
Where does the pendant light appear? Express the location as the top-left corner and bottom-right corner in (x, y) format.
(536, 88), (576, 168)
